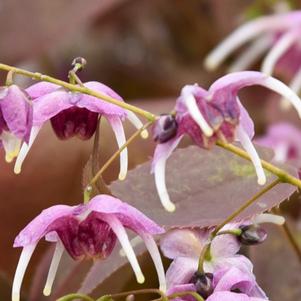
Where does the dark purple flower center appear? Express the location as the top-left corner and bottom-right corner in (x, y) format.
(189, 272), (214, 299)
(239, 225), (267, 245)
(50, 107), (99, 140)
(152, 114), (178, 143)
(47, 212), (116, 260)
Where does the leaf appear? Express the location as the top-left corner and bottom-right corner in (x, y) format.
(109, 144), (297, 228)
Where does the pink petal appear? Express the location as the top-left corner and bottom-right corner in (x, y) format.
(166, 257), (198, 288)
(87, 195), (164, 235)
(160, 229), (207, 259)
(210, 233), (240, 258)
(0, 85), (32, 141)
(26, 82), (60, 99)
(206, 291), (250, 301)
(14, 205), (78, 247)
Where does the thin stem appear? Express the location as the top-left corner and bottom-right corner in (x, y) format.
(216, 229), (242, 236)
(217, 141), (301, 189)
(56, 293), (95, 301)
(198, 179), (280, 272)
(103, 288), (168, 301)
(167, 291), (204, 301)
(84, 121), (153, 202)
(272, 207), (301, 263)
(212, 179), (280, 236)
(0, 63), (156, 121)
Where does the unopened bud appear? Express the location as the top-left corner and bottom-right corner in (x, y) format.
(239, 225), (267, 245)
(189, 272), (213, 299)
(153, 114), (178, 143)
(71, 57), (87, 71)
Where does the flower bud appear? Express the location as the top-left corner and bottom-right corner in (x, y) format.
(189, 272), (213, 299)
(152, 114), (178, 143)
(71, 57), (87, 71)
(239, 225), (267, 245)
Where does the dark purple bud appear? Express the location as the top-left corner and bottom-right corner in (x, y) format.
(50, 107), (99, 140)
(189, 272), (213, 299)
(239, 225), (267, 245)
(152, 114), (178, 143)
(71, 57), (87, 71)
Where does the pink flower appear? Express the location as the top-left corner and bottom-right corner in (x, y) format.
(12, 195), (166, 301)
(205, 11), (301, 110)
(160, 214), (284, 289)
(14, 81), (147, 180)
(256, 122), (301, 163)
(152, 71), (301, 211)
(0, 85), (32, 162)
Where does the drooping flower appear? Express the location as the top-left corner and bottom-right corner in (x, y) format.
(204, 11), (301, 109)
(160, 214), (284, 287)
(167, 266), (268, 301)
(0, 84), (32, 162)
(14, 81), (147, 180)
(152, 71), (301, 211)
(12, 194), (166, 301)
(256, 122), (301, 163)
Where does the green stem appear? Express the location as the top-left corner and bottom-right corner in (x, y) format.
(0, 63), (156, 121)
(217, 141), (301, 189)
(102, 288), (168, 301)
(198, 179), (280, 272)
(216, 229), (242, 236)
(167, 291), (204, 301)
(212, 178), (280, 236)
(84, 121), (153, 202)
(272, 207), (301, 263)
(56, 293), (95, 301)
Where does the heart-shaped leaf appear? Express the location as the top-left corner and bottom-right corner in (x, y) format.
(109, 144), (297, 228)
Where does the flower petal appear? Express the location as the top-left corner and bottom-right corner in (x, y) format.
(12, 244), (37, 301)
(43, 240), (64, 296)
(236, 125), (266, 185)
(78, 81), (127, 118)
(151, 136), (183, 212)
(209, 233), (240, 262)
(141, 233), (166, 292)
(213, 267), (255, 294)
(206, 291), (250, 301)
(26, 82), (60, 99)
(0, 131), (22, 162)
(228, 35), (273, 73)
(160, 229), (206, 259)
(262, 28), (301, 75)
(166, 257), (198, 288)
(101, 214), (145, 284)
(0, 85), (32, 140)
(87, 195), (164, 235)
(14, 205), (77, 247)
(14, 126), (41, 174)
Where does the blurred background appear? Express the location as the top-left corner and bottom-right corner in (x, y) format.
(0, 0), (300, 300)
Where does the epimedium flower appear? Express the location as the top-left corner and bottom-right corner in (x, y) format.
(13, 81), (148, 180)
(204, 11), (301, 109)
(0, 84), (32, 162)
(255, 122), (301, 163)
(160, 213), (284, 289)
(152, 71), (301, 211)
(12, 194), (166, 301)
(167, 266), (268, 301)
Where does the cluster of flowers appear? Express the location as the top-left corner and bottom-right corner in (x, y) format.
(0, 76), (147, 180)
(205, 10), (301, 107)
(161, 213), (285, 301)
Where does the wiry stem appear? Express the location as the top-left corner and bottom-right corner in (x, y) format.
(197, 179), (280, 272)
(212, 179), (280, 236)
(0, 63), (156, 121)
(272, 207), (301, 263)
(84, 121), (153, 202)
(56, 293), (95, 301)
(216, 141), (301, 189)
